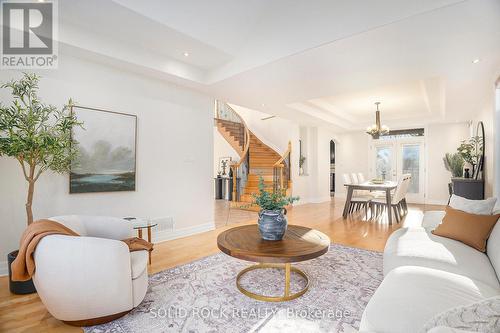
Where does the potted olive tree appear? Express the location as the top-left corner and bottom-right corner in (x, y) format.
(251, 177), (299, 240)
(0, 73), (80, 294)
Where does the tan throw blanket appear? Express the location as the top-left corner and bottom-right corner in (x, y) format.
(11, 219), (154, 282)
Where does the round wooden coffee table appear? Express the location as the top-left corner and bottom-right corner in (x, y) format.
(217, 224), (330, 302)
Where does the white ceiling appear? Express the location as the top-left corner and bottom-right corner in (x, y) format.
(54, 0), (500, 131)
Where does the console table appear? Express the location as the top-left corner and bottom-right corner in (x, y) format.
(451, 178), (484, 200)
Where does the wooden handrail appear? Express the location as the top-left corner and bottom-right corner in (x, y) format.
(273, 141), (292, 167)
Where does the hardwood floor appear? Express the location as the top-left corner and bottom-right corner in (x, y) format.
(0, 197), (444, 332)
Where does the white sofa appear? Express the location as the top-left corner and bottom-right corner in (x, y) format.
(360, 210), (500, 332)
(32, 215), (149, 325)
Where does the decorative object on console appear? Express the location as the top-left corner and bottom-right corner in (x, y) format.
(219, 156), (231, 176)
(0, 73), (80, 294)
(70, 106), (137, 193)
(474, 121), (485, 180)
(447, 122), (485, 201)
(457, 134), (483, 180)
(299, 155), (306, 175)
(251, 177), (299, 240)
(443, 153), (464, 178)
(431, 206), (499, 252)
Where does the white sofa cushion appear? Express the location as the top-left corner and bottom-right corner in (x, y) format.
(420, 210), (500, 284)
(449, 195), (497, 215)
(487, 221), (500, 283)
(384, 227), (500, 289)
(359, 266), (500, 333)
(422, 210), (446, 230)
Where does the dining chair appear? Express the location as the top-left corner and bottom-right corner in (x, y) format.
(357, 173), (366, 183)
(352, 172), (373, 200)
(371, 174), (411, 223)
(344, 173), (371, 217)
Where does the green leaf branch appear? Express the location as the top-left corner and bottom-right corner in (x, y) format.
(0, 73), (82, 225)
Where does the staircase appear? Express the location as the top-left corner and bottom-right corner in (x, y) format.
(239, 134), (281, 203)
(215, 101), (292, 210)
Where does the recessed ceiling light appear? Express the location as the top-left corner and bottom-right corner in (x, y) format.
(183, 52), (189, 57)
(261, 103), (266, 107)
(472, 59), (480, 64)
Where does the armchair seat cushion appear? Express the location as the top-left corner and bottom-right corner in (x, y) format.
(130, 251), (148, 279)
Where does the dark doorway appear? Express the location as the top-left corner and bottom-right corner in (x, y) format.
(330, 140), (335, 196)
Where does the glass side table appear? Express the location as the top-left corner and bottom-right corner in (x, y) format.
(123, 217), (157, 265)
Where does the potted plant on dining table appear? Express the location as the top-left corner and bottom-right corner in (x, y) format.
(251, 177), (299, 241)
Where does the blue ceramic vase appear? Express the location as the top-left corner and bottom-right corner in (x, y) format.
(258, 209), (287, 241)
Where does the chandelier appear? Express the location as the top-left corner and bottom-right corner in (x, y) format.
(366, 102), (389, 138)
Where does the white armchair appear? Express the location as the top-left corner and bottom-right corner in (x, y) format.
(32, 215), (149, 326)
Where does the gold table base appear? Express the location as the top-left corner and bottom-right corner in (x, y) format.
(236, 263), (309, 302)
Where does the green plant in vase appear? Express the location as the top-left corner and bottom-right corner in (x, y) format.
(299, 155), (306, 175)
(251, 177), (299, 241)
(443, 153), (464, 178)
(457, 136), (482, 172)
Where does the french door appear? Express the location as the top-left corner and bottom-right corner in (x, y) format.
(370, 138), (425, 203)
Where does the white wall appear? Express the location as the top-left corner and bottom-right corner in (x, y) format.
(230, 104), (292, 154)
(0, 53), (215, 274)
(475, 96), (496, 198)
(334, 131), (371, 196)
(495, 87), (500, 197)
(426, 123), (470, 204)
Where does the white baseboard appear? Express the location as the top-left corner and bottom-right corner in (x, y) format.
(0, 260), (8, 277)
(153, 221), (215, 244)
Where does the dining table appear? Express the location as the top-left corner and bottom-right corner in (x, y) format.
(342, 180), (398, 224)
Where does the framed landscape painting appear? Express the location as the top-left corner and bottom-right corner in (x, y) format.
(70, 106), (137, 193)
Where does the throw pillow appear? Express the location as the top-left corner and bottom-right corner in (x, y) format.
(449, 194), (497, 215)
(432, 206), (499, 252)
(422, 296), (500, 333)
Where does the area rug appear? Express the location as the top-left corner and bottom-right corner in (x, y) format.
(85, 244), (383, 333)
